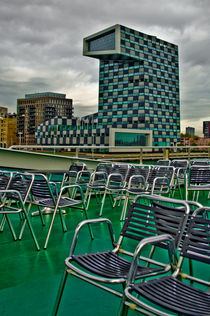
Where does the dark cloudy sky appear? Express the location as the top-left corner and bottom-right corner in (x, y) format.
(0, 0), (209, 135)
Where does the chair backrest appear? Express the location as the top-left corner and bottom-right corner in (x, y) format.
(75, 170), (91, 185)
(68, 162), (87, 177)
(120, 195), (189, 251)
(0, 171), (12, 190)
(190, 159), (210, 166)
(127, 165), (150, 187)
(147, 166), (175, 187)
(95, 162), (113, 176)
(7, 172), (34, 203)
(180, 209), (210, 264)
(156, 160), (171, 166)
(189, 165), (210, 185)
(171, 159), (188, 170)
(111, 163), (130, 183)
(30, 173), (56, 201)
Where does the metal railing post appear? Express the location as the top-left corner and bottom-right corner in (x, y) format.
(139, 148), (143, 164)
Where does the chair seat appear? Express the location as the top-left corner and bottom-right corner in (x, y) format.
(130, 275), (210, 316)
(35, 197), (82, 208)
(70, 251), (161, 279)
(127, 188), (146, 194)
(87, 183), (106, 190)
(106, 185), (125, 191)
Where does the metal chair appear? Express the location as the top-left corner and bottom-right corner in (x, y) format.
(170, 159), (189, 198)
(186, 165), (210, 202)
(120, 165), (176, 221)
(84, 162), (114, 211)
(61, 162), (88, 187)
(120, 207), (210, 316)
(29, 173), (92, 249)
(99, 163), (131, 216)
(120, 164), (150, 221)
(52, 194), (190, 315)
(0, 172), (40, 251)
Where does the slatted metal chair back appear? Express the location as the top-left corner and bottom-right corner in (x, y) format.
(109, 163), (130, 184)
(147, 165), (175, 187)
(68, 162), (87, 177)
(0, 171), (12, 190)
(75, 170), (91, 186)
(171, 159), (188, 170)
(189, 165), (210, 185)
(190, 159), (210, 166)
(156, 160), (171, 166)
(30, 173), (56, 201)
(95, 162), (113, 176)
(180, 214), (210, 264)
(7, 173), (34, 203)
(127, 165), (150, 186)
(121, 198), (188, 250)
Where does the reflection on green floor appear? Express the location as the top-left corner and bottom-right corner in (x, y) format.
(0, 189), (209, 316)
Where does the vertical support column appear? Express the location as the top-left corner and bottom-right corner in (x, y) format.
(139, 148), (143, 164)
(75, 148), (79, 158)
(188, 147), (191, 163)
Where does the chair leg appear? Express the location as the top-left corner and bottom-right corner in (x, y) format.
(23, 212), (40, 251)
(52, 269), (69, 316)
(5, 214), (17, 240)
(85, 190), (92, 211)
(99, 190), (107, 216)
(118, 297), (129, 316)
(0, 215), (6, 231)
(83, 207), (94, 240)
(58, 209), (67, 232)
(120, 194), (129, 221)
(44, 204), (60, 249)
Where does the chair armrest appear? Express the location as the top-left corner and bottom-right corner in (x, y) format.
(127, 234), (176, 284)
(151, 176), (170, 193)
(128, 175), (146, 189)
(60, 184), (84, 199)
(69, 218), (116, 257)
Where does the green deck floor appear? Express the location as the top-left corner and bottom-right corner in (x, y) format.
(0, 189), (209, 316)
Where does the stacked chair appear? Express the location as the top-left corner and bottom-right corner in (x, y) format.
(52, 194), (191, 315)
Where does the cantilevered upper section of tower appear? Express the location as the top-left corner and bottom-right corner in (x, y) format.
(83, 24), (178, 61)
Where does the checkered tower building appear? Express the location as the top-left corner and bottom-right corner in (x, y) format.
(83, 24), (180, 147)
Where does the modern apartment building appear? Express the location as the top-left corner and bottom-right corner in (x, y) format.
(0, 106), (8, 117)
(36, 25), (180, 150)
(17, 92), (73, 144)
(186, 126), (195, 136)
(203, 121), (210, 138)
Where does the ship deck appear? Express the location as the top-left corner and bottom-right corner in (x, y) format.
(0, 168), (209, 316)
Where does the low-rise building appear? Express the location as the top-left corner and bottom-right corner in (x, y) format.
(0, 113), (18, 148)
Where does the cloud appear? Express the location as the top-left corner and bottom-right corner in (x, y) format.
(0, 0), (209, 136)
